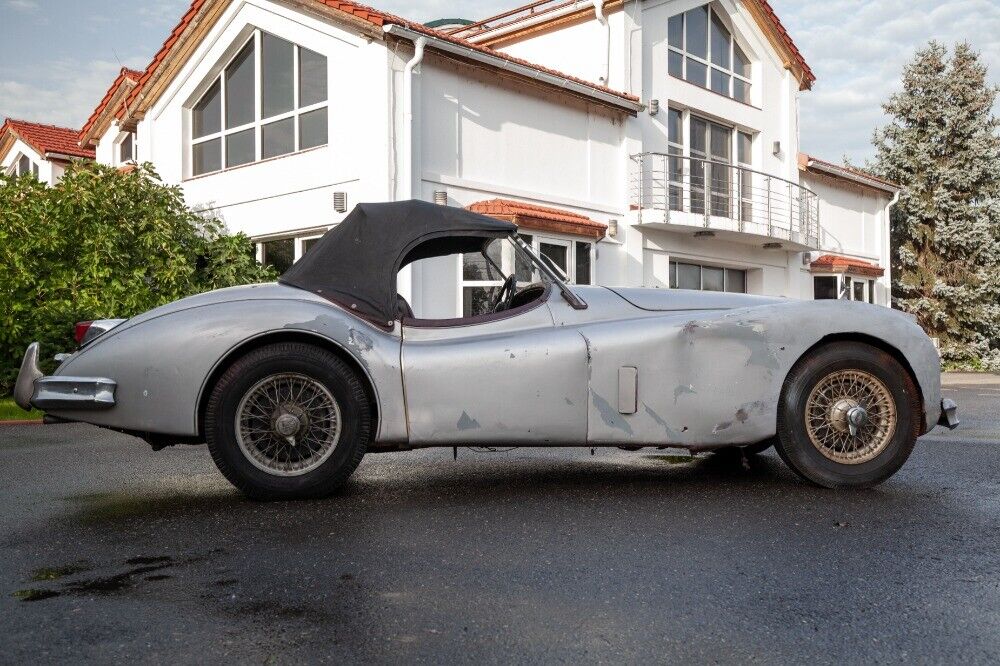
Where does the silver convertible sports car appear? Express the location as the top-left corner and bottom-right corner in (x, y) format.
(15, 201), (958, 499)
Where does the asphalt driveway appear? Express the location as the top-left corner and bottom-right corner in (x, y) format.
(0, 376), (998, 664)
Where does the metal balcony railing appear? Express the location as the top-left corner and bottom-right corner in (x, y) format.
(630, 152), (821, 248)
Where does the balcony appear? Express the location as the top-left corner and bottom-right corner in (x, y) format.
(629, 153), (822, 251)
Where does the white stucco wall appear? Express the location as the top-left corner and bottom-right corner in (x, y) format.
(408, 53), (629, 317)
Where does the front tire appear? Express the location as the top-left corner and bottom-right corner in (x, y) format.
(775, 342), (921, 489)
(205, 342), (371, 500)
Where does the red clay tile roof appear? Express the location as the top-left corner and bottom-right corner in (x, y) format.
(750, 0), (814, 88)
(469, 198), (607, 239)
(810, 254), (884, 278)
(79, 67), (144, 145)
(125, 0), (638, 118)
(799, 152), (900, 192)
(1, 118), (94, 160)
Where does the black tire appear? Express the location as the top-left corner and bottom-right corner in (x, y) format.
(742, 438), (775, 455)
(205, 342), (371, 500)
(775, 342), (921, 489)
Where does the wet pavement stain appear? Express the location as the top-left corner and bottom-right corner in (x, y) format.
(11, 552), (221, 603)
(12, 588), (61, 602)
(30, 562), (92, 582)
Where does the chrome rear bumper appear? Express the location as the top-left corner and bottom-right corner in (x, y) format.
(13, 342), (117, 412)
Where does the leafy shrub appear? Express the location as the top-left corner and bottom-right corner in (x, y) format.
(0, 162), (276, 393)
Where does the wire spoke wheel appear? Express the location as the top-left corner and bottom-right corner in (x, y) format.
(804, 369), (897, 465)
(235, 373), (342, 476)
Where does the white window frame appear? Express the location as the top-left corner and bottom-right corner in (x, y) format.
(671, 107), (757, 219)
(668, 259), (747, 293)
(115, 130), (136, 166)
(254, 229), (329, 270)
(668, 4), (753, 104)
(11, 153), (38, 178)
(188, 29), (329, 178)
(812, 274), (876, 303)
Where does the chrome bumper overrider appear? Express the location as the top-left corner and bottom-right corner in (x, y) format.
(13, 342), (116, 412)
(938, 398), (959, 430)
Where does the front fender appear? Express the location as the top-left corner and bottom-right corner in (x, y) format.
(50, 296), (405, 440)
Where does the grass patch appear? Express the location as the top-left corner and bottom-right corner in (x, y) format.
(0, 397), (43, 421)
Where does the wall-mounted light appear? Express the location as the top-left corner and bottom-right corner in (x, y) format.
(801, 251), (813, 266)
(607, 219), (619, 238)
(772, 140), (781, 156)
(648, 99), (660, 116)
(333, 191), (347, 213)
(433, 190), (448, 206)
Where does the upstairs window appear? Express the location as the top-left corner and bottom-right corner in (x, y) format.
(13, 153), (39, 178)
(117, 131), (136, 165)
(190, 30), (328, 177)
(668, 5), (752, 104)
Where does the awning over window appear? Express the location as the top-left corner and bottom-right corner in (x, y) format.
(810, 254), (884, 277)
(468, 199), (607, 240)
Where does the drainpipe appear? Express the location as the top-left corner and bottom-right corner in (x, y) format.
(593, 0), (610, 85)
(882, 189), (900, 308)
(400, 36), (426, 201)
(397, 36), (426, 307)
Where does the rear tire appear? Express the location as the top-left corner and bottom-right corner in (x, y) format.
(205, 342), (371, 500)
(775, 342), (920, 489)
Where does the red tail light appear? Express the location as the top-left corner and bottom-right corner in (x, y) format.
(74, 321), (94, 345)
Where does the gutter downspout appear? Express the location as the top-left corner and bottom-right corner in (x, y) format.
(397, 35), (426, 305)
(883, 189), (900, 309)
(400, 35), (426, 202)
(593, 0), (610, 86)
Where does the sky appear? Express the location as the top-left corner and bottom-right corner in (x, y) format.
(1, 0), (998, 164)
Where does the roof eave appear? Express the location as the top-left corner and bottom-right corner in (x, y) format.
(383, 24), (641, 114)
(805, 160), (900, 195)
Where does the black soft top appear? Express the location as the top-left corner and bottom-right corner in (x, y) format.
(279, 200), (517, 325)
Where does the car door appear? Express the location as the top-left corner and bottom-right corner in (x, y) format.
(400, 293), (589, 445)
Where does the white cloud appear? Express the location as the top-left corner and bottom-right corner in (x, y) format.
(771, 0), (1000, 163)
(0, 56), (145, 128)
(6, 0), (39, 11)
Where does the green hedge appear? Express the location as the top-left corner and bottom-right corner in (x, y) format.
(0, 162), (276, 394)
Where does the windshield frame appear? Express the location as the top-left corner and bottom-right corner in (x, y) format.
(511, 233), (588, 310)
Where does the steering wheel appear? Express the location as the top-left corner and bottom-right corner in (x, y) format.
(491, 275), (518, 313)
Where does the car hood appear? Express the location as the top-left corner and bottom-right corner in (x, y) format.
(604, 286), (787, 311)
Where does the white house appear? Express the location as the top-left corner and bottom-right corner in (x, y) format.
(0, 119), (95, 185)
(78, 0), (897, 319)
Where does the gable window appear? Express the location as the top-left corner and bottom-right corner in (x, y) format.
(116, 131), (136, 165)
(190, 29), (328, 177)
(12, 153), (39, 178)
(668, 5), (752, 103)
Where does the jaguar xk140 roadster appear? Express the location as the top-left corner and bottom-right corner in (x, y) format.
(14, 200), (958, 498)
